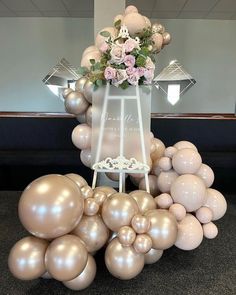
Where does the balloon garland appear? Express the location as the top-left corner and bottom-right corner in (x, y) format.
(8, 5), (227, 292)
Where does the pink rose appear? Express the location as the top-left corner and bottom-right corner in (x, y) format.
(110, 44), (125, 64)
(112, 69), (128, 87)
(104, 66), (116, 80)
(145, 57), (155, 70)
(144, 68), (154, 84)
(99, 42), (109, 53)
(124, 55), (135, 67)
(137, 67), (145, 77)
(124, 38), (139, 53)
(126, 66), (136, 75)
(127, 72), (140, 86)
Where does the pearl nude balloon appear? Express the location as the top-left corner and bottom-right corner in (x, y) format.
(150, 138), (165, 161)
(8, 236), (48, 280)
(144, 248), (163, 264)
(81, 185), (94, 199)
(73, 215), (109, 252)
(65, 91), (89, 115)
(139, 175), (160, 196)
(65, 173), (87, 188)
(145, 209), (178, 250)
(129, 190), (156, 214)
(196, 164), (214, 188)
(76, 112), (87, 124)
(93, 191), (107, 205)
(45, 235), (88, 281)
(83, 80), (94, 103)
(105, 238), (144, 280)
(162, 32), (171, 45)
(155, 193), (173, 209)
(63, 255), (96, 291)
(80, 149), (92, 168)
(75, 76), (88, 92)
(158, 156), (172, 171)
(71, 124), (92, 150)
(164, 146), (177, 158)
(94, 186), (117, 197)
(175, 214), (203, 250)
(86, 105), (92, 127)
(196, 206), (213, 224)
(204, 188), (227, 220)
(122, 13), (146, 36)
(169, 203), (186, 221)
(172, 148), (202, 175)
(171, 174), (206, 212)
(102, 193), (139, 231)
(18, 174), (84, 239)
(152, 23), (165, 34)
(131, 214), (150, 234)
(81, 50), (101, 69)
(151, 33), (163, 53)
(84, 198), (99, 216)
(118, 226), (136, 246)
(202, 222), (218, 239)
(174, 141), (198, 151)
(133, 234), (152, 254)
(157, 170), (179, 193)
(82, 45), (98, 58)
(62, 88), (73, 99)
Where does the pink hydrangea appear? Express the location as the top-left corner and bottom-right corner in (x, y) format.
(124, 55), (136, 67)
(110, 44), (125, 64)
(127, 72), (140, 86)
(124, 38), (139, 53)
(104, 66), (116, 80)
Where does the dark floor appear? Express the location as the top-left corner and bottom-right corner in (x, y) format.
(0, 191), (236, 295)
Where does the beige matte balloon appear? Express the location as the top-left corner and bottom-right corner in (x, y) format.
(62, 88), (73, 99)
(65, 173), (88, 188)
(152, 159), (162, 177)
(196, 164), (214, 188)
(102, 193), (139, 231)
(18, 174), (84, 239)
(122, 13), (146, 36)
(125, 5), (138, 14)
(169, 203), (186, 221)
(152, 23), (165, 34)
(83, 80), (94, 103)
(94, 186), (117, 197)
(162, 32), (171, 45)
(157, 170), (179, 193)
(82, 45), (98, 58)
(204, 188), (227, 220)
(155, 193), (173, 209)
(95, 27), (116, 50)
(144, 248), (163, 264)
(139, 175), (160, 196)
(63, 254), (96, 291)
(73, 215), (109, 252)
(71, 124), (92, 150)
(143, 16), (151, 28)
(80, 149), (92, 168)
(158, 156), (172, 171)
(202, 222), (218, 239)
(145, 209), (178, 250)
(8, 236), (48, 280)
(131, 214), (150, 234)
(150, 138), (165, 161)
(164, 146), (177, 158)
(65, 91), (89, 115)
(86, 105), (92, 127)
(195, 206), (213, 224)
(175, 214), (203, 250)
(84, 198), (99, 216)
(151, 33), (163, 53)
(81, 185), (94, 199)
(75, 77), (88, 92)
(171, 174), (206, 212)
(80, 50), (101, 69)
(118, 226), (136, 246)
(105, 238), (144, 280)
(45, 235), (88, 281)
(133, 234), (152, 254)
(172, 148), (202, 175)
(173, 141), (198, 151)
(129, 190), (156, 214)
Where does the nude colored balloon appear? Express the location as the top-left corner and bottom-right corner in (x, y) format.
(65, 91), (89, 115)
(158, 156), (172, 171)
(171, 174), (206, 212)
(75, 77), (88, 92)
(139, 175), (159, 196)
(81, 50), (101, 69)
(196, 206), (213, 224)
(150, 138), (165, 161)
(175, 214), (203, 250)
(41, 271), (52, 279)
(45, 235), (88, 281)
(157, 170), (179, 193)
(81, 185), (94, 199)
(65, 173), (88, 188)
(152, 23), (165, 34)
(162, 32), (171, 45)
(151, 33), (163, 53)
(63, 254), (96, 291)
(93, 190), (107, 205)
(122, 13), (146, 36)
(144, 248), (163, 264)
(80, 149), (92, 168)
(73, 215), (109, 252)
(93, 186), (117, 197)
(172, 148), (202, 175)
(8, 236), (48, 280)
(102, 193), (139, 231)
(204, 188), (227, 220)
(129, 190), (156, 214)
(18, 174), (84, 239)
(125, 5), (138, 15)
(95, 27), (116, 50)
(173, 141), (198, 151)
(155, 193), (173, 209)
(83, 80), (94, 103)
(105, 238), (144, 280)
(84, 198), (99, 216)
(152, 159), (162, 177)
(164, 146), (177, 158)
(76, 113), (87, 124)
(143, 16), (151, 28)
(118, 226), (136, 246)
(86, 105), (92, 127)
(71, 124), (92, 150)
(196, 164), (214, 188)
(131, 214), (150, 234)
(169, 203), (186, 221)
(62, 88), (73, 99)
(82, 45), (98, 58)
(145, 209), (178, 250)
(202, 222), (218, 239)
(133, 234), (152, 254)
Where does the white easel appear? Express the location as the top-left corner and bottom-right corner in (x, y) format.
(92, 83), (150, 193)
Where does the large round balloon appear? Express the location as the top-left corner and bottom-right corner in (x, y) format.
(75, 76), (88, 92)
(93, 186), (117, 197)
(172, 148), (202, 174)
(105, 238), (144, 280)
(122, 12), (146, 36)
(173, 141), (197, 151)
(45, 235), (88, 281)
(65, 173), (88, 188)
(8, 236), (48, 280)
(196, 164), (214, 188)
(157, 170), (179, 193)
(102, 193), (139, 231)
(18, 174), (84, 239)
(170, 174), (206, 212)
(144, 248), (163, 264)
(150, 138), (165, 161)
(72, 215), (109, 252)
(175, 214), (203, 250)
(151, 33), (163, 53)
(64, 91), (89, 115)
(204, 188), (227, 220)
(71, 124), (92, 150)
(83, 80), (94, 103)
(63, 254), (96, 291)
(82, 45), (98, 58)
(81, 50), (101, 69)
(145, 209), (178, 250)
(80, 149), (92, 168)
(139, 175), (159, 196)
(129, 190), (156, 214)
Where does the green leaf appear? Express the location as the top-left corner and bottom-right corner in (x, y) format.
(136, 55), (146, 67)
(96, 79), (103, 87)
(77, 66), (88, 75)
(90, 59), (95, 65)
(100, 31), (111, 38)
(120, 80), (129, 89)
(114, 19), (121, 29)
